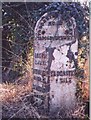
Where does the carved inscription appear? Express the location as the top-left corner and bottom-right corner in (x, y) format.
(33, 11), (78, 117)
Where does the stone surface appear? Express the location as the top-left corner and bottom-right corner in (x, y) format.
(33, 11), (78, 117)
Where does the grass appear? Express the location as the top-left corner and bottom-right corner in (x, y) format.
(0, 71), (33, 103)
(0, 50), (89, 119)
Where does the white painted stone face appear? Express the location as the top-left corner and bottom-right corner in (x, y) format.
(50, 41), (77, 117)
(34, 11), (78, 117)
(50, 77), (76, 115)
(50, 44), (75, 71)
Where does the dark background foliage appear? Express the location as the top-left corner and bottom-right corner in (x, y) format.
(1, 2), (89, 119)
(2, 2), (89, 83)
